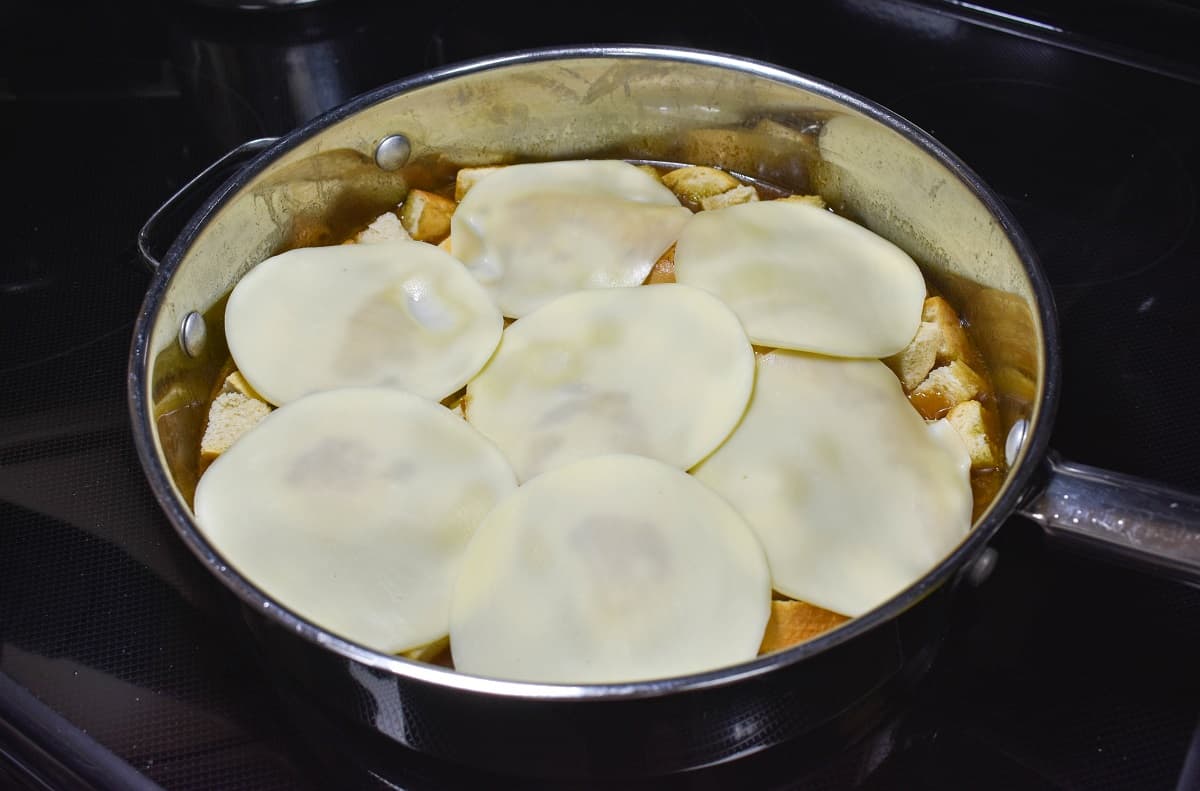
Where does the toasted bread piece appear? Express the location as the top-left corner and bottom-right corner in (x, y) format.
(777, 193), (828, 210)
(701, 184), (760, 211)
(454, 166), (506, 201)
(758, 599), (850, 654)
(221, 370), (265, 401)
(400, 189), (457, 243)
(200, 390), (272, 464)
(909, 359), (986, 419)
(644, 243), (677, 285)
(883, 321), (941, 392)
(946, 399), (1001, 469)
(354, 211), (411, 245)
(636, 164), (663, 182)
(438, 236), (453, 254)
(922, 296), (972, 365)
(661, 165), (741, 209)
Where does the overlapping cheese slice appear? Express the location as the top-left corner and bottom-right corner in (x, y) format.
(449, 160), (694, 317)
(673, 199), (926, 358)
(449, 454), (771, 684)
(691, 351), (972, 617)
(463, 284), (755, 482)
(193, 387), (517, 655)
(225, 240), (503, 405)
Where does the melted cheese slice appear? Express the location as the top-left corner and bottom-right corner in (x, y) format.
(463, 284), (754, 482)
(193, 387), (517, 655)
(225, 241), (503, 405)
(673, 200), (926, 357)
(449, 454), (771, 684)
(691, 351), (972, 617)
(449, 160), (693, 317)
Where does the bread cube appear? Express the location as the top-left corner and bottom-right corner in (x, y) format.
(636, 164), (663, 182)
(221, 370), (265, 401)
(884, 321), (941, 392)
(758, 599), (850, 654)
(700, 184), (760, 211)
(909, 359), (986, 419)
(922, 296), (972, 365)
(777, 193), (828, 210)
(400, 189), (456, 243)
(644, 244), (677, 284)
(454, 166), (505, 201)
(200, 391), (271, 463)
(354, 211), (410, 245)
(945, 399), (1001, 469)
(661, 165), (741, 208)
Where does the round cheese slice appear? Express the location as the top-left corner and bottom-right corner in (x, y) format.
(225, 240), (503, 405)
(449, 159), (694, 317)
(691, 351), (972, 617)
(463, 283), (755, 482)
(193, 387), (518, 655)
(673, 199), (926, 357)
(449, 454), (771, 684)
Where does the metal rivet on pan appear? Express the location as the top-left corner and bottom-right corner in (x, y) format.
(965, 547), (999, 587)
(375, 134), (411, 171)
(179, 311), (207, 358)
(1005, 418), (1029, 468)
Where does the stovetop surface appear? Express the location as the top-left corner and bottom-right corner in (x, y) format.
(2, 1), (1199, 789)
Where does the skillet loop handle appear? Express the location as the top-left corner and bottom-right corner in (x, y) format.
(137, 137), (278, 272)
(1017, 451), (1200, 585)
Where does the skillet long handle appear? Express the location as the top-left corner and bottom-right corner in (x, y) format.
(1017, 452), (1200, 585)
(136, 137), (278, 272)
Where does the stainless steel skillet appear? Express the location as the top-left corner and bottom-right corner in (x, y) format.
(128, 45), (1200, 778)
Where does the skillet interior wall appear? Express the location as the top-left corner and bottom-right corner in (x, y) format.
(145, 52), (1045, 519)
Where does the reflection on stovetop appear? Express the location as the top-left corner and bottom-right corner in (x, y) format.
(890, 77), (1196, 288)
(2, 0), (1200, 788)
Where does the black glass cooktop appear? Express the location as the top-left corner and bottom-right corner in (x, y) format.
(3, 1), (1199, 789)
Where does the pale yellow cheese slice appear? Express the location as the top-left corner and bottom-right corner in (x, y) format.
(225, 241), (503, 405)
(691, 351), (972, 617)
(673, 199), (926, 357)
(449, 453), (771, 684)
(463, 284), (754, 482)
(449, 159), (693, 317)
(193, 387), (517, 655)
